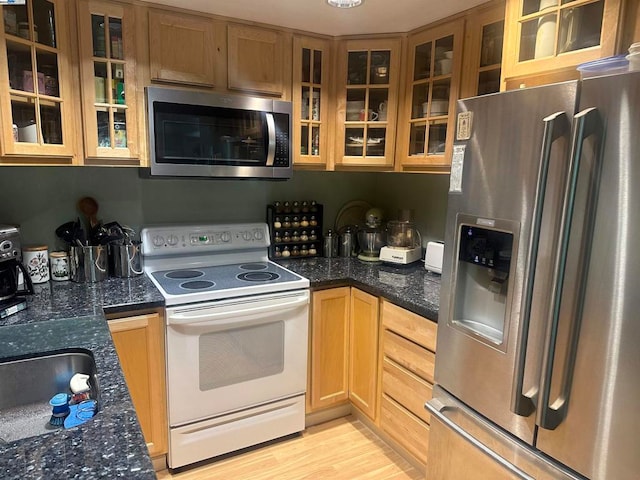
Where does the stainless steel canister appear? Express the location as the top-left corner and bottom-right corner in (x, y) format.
(323, 230), (338, 258)
(109, 242), (143, 278)
(69, 245), (108, 283)
(339, 226), (357, 257)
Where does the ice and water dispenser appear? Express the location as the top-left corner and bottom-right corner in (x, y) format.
(450, 216), (517, 346)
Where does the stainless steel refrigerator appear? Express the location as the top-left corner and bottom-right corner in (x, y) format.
(427, 70), (640, 480)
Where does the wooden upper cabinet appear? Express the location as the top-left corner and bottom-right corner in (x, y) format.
(227, 23), (286, 97)
(0, 0), (78, 163)
(396, 19), (464, 173)
(334, 37), (402, 170)
(292, 35), (332, 168)
(460, 1), (505, 98)
(501, 0), (624, 88)
(77, 0), (140, 164)
(148, 9), (217, 87)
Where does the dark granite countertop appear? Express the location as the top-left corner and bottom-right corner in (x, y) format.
(0, 258), (438, 479)
(0, 276), (164, 479)
(276, 257), (441, 321)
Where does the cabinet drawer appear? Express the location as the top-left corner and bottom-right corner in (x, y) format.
(383, 330), (435, 383)
(382, 357), (432, 424)
(381, 300), (437, 352)
(381, 394), (429, 466)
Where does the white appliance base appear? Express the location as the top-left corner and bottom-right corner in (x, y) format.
(168, 395), (306, 469)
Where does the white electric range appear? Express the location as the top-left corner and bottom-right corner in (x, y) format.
(141, 223), (309, 469)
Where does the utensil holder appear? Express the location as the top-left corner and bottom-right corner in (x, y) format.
(69, 246), (108, 283)
(109, 242), (143, 278)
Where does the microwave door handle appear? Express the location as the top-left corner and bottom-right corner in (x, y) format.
(537, 107), (602, 430)
(512, 111), (569, 417)
(265, 113), (276, 166)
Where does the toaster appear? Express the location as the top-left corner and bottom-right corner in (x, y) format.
(424, 241), (444, 274)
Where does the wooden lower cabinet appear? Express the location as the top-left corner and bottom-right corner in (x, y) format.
(349, 288), (379, 419)
(380, 300), (437, 470)
(308, 287), (379, 422)
(107, 309), (168, 458)
(308, 287), (351, 411)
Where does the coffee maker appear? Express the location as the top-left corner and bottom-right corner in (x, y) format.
(0, 225), (33, 318)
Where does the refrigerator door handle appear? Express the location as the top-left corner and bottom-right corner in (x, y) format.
(512, 111), (569, 417)
(427, 398), (536, 480)
(537, 107), (602, 430)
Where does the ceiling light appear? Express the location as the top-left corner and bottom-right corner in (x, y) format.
(327, 0), (363, 8)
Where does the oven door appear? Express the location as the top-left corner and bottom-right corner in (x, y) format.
(166, 289), (309, 427)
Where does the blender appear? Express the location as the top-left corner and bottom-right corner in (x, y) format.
(379, 210), (423, 265)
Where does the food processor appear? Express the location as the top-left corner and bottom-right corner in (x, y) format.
(379, 210), (423, 265)
(357, 208), (385, 262)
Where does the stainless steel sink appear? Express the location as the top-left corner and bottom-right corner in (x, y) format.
(0, 349), (99, 443)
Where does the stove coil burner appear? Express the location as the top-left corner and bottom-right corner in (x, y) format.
(237, 272), (280, 282)
(181, 280), (216, 290)
(165, 270), (204, 279)
(239, 263), (269, 271)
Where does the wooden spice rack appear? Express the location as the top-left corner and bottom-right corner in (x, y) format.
(266, 201), (323, 259)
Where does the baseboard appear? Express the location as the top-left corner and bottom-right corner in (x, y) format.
(305, 403), (352, 427)
(151, 455), (167, 472)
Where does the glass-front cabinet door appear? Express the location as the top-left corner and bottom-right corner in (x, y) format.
(293, 35), (331, 168)
(502, 0), (623, 84)
(0, 0), (76, 161)
(335, 38), (401, 169)
(460, 3), (505, 98)
(396, 20), (464, 172)
(77, 0), (139, 164)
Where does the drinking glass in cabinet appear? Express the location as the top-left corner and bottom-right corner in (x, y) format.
(311, 125), (320, 155)
(97, 110), (110, 147)
(302, 88), (320, 121)
(301, 86), (310, 120)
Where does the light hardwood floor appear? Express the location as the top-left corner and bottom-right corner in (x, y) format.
(156, 416), (423, 480)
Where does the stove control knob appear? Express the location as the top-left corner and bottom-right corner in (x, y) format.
(167, 235), (179, 246)
(242, 231), (252, 241)
(153, 235), (165, 247)
(253, 229), (264, 241)
(220, 231), (232, 243)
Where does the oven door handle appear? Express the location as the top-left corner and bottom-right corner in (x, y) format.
(168, 294), (308, 326)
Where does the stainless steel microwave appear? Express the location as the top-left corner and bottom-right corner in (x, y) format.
(146, 87), (292, 179)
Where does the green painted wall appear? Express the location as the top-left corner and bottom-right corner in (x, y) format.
(0, 166), (449, 252)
